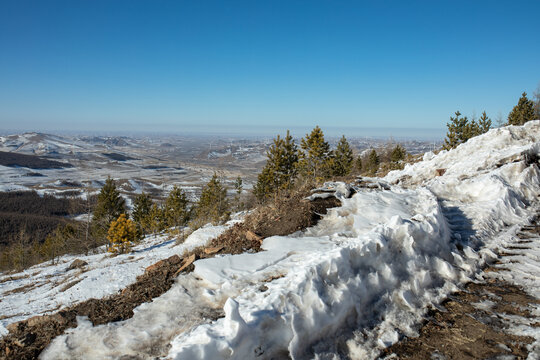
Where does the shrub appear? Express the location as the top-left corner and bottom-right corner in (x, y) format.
(107, 214), (138, 254)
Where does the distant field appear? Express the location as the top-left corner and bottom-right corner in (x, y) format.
(0, 151), (72, 169)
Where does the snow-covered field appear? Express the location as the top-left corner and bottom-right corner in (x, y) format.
(1, 121), (540, 359)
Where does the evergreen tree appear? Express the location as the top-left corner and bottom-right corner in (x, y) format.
(147, 203), (167, 235)
(298, 126), (331, 180)
(194, 173), (230, 226)
(330, 135), (354, 176)
(390, 144), (406, 163)
(233, 176), (243, 210)
(164, 185), (189, 228)
(107, 214), (138, 254)
(132, 192), (152, 234)
(92, 177), (125, 228)
(443, 111), (469, 150)
(478, 111), (492, 133)
(463, 118), (480, 140)
(366, 149), (380, 175)
(355, 156), (363, 174)
(508, 92), (535, 125)
(234, 176), (243, 195)
(253, 131), (299, 201)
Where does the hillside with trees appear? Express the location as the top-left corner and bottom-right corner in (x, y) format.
(0, 151), (72, 169)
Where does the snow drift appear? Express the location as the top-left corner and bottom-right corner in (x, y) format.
(34, 122), (540, 358)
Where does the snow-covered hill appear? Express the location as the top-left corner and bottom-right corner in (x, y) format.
(1, 122), (540, 359)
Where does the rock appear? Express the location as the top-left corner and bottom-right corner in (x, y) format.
(204, 246), (223, 255)
(26, 313), (66, 328)
(6, 322), (19, 333)
(168, 254), (182, 265)
(144, 255), (181, 274)
(67, 259), (88, 271)
(144, 261), (163, 274)
(246, 230), (262, 243)
(174, 254), (196, 277)
(435, 168), (446, 176)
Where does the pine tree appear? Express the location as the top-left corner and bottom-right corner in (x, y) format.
(366, 149), (380, 175)
(132, 192), (152, 234)
(164, 185), (189, 228)
(107, 214), (138, 254)
(194, 173), (230, 226)
(355, 156), (362, 174)
(253, 131), (299, 201)
(298, 126), (331, 180)
(463, 118), (480, 140)
(478, 111), (492, 134)
(443, 111), (469, 150)
(508, 92), (535, 125)
(92, 177), (125, 235)
(234, 176), (243, 195)
(390, 144), (406, 163)
(147, 203), (167, 235)
(233, 176), (243, 210)
(41, 224), (75, 264)
(330, 135), (354, 176)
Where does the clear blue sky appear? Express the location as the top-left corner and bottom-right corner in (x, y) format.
(0, 0), (539, 138)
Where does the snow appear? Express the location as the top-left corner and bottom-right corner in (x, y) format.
(478, 224), (540, 359)
(164, 122), (540, 359)
(0, 223), (233, 336)
(167, 187), (463, 359)
(7, 122), (540, 359)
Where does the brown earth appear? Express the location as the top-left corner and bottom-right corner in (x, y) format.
(382, 278), (537, 360)
(0, 195), (341, 360)
(382, 222), (540, 360)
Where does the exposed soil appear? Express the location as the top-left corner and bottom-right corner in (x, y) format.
(382, 279), (537, 360)
(0, 195), (341, 360)
(383, 222), (540, 360)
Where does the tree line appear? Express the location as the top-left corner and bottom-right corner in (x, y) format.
(253, 127), (408, 202)
(0, 174), (236, 270)
(443, 90), (539, 150)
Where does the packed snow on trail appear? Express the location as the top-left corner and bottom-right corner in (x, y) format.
(15, 122), (540, 359)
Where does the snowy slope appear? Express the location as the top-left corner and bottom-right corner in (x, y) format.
(0, 224), (232, 336)
(9, 122), (540, 359)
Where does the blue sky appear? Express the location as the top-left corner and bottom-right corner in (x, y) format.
(0, 0), (539, 138)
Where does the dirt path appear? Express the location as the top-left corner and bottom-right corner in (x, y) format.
(383, 222), (540, 360)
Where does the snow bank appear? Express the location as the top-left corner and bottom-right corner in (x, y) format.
(165, 123), (540, 359)
(38, 122), (540, 359)
(166, 188), (467, 359)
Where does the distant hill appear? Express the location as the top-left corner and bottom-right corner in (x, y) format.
(102, 152), (138, 161)
(0, 151), (72, 169)
(0, 191), (84, 247)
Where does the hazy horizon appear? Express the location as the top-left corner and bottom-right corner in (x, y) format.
(0, 124), (446, 142)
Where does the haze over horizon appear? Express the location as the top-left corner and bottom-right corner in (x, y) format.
(1, 1), (539, 137)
